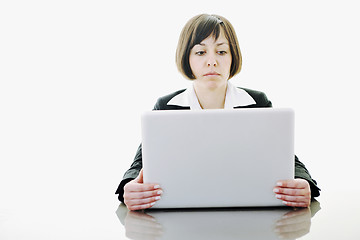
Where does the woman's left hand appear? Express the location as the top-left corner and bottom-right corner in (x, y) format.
(273, 179), (311, 208)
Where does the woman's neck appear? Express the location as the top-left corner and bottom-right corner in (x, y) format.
(193, 81), (227, 109)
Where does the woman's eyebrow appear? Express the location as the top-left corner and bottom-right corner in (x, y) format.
(197, 42), (229, 46)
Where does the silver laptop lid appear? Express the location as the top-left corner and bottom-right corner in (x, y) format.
(141, 108), (294, 208)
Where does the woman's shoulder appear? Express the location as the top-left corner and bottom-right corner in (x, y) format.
(152, 86), (272, 110)
(239, 87), (267, 99)
(153, 89), (190, 110)
(236, 87), (273, 108)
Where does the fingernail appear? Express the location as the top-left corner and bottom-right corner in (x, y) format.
(157, 190), (163, 195)
(150, 202), (156, 206)
(276, 194), (282, 199)
(154, 185), (160, 189)
(155, 196), (161, 200)
(277, 182), (283, 186)
(273, 188), (279, 193)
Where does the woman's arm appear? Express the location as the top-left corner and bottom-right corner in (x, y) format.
(294, 156), (320, 198)
(115, 144), (144, 203)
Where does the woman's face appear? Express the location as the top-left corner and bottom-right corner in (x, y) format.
(189, 29), (232, 89)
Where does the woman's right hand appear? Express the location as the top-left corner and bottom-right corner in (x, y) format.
(123, 169), (163, 211)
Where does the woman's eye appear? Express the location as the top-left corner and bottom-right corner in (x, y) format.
(218, 51), (227, 55)
(195, 51), (206, 56)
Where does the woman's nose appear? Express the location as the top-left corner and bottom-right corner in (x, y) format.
(207, 55), (217, 67)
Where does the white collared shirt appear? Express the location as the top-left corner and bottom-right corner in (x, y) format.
(167, 82), (256, 109)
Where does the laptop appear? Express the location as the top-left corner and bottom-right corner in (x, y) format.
(141, 108), (294, 208)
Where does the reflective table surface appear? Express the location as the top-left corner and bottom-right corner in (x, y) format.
(2, 191), (359, 240)
(116, 202), (319, 240)
(115, 192), (360, 240)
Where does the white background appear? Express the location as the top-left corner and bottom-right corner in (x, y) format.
(1, 0), (359, 239)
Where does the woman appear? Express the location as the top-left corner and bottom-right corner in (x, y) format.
(115, 14), (320, 211)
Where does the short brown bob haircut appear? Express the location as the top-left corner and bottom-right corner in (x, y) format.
(176, 14), (242, 80)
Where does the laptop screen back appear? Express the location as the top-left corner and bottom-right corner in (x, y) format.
(141, 108), (294, 208)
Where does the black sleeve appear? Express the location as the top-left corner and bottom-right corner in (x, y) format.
(294, 155), (321, 198)
(258, 91), (272, 107)
(115, 144), (143, 203)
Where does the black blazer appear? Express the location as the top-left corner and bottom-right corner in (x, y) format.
(115, 87), (320, 203)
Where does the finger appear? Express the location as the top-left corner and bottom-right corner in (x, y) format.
(281, 200), (310, 208)
(127, 211), (158, 222)
(136, 169), (144, 183)
(124, 189), (163, 210)
(273, 187), (307, 196)
(275, 221), (311, 233)
(127, 201), (157, 211)
(281, 208), (311, 220)
(125, 182), (161, 193)
(275, 194), (310, 204)
(128, 195), (162, 207)
(277, 211), (311, 225)
(128, 189), (163, 200)
(276, 179), (308, 189)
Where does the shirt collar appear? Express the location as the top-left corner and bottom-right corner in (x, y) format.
(167, 82), (256, 109)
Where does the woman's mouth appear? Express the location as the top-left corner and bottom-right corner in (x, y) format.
(204, 71), (220, 77)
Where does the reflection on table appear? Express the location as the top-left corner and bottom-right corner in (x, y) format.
(116, 200), (320, 240)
